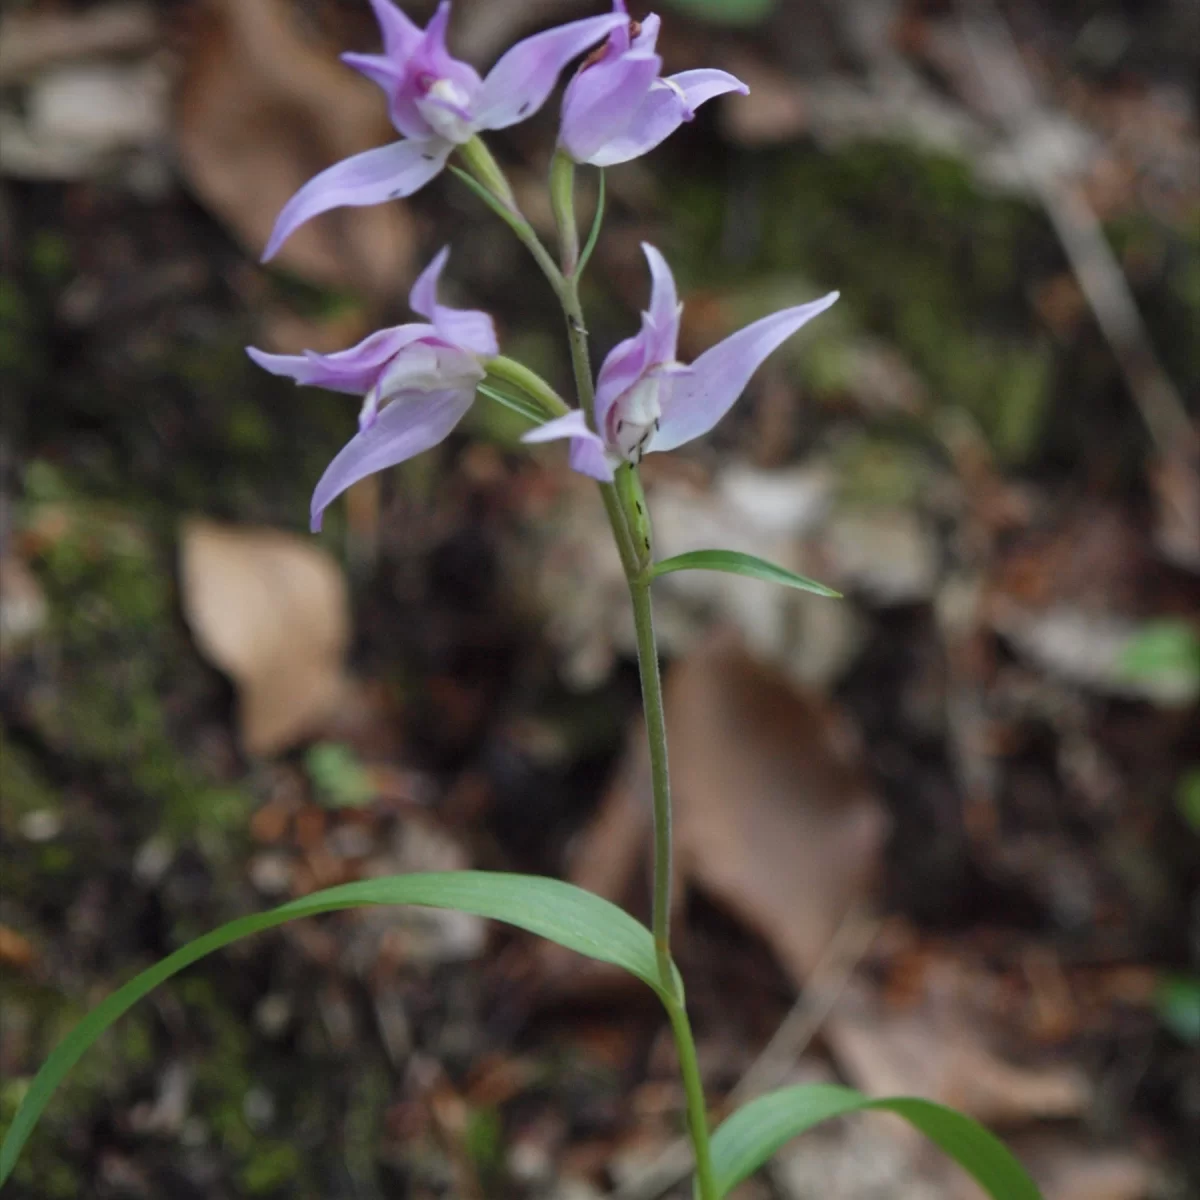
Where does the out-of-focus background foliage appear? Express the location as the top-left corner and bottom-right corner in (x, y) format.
(1, 0), (1198, 1196)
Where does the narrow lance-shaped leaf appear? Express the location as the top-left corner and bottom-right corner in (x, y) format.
(708, 1083), (1043, 1200)
(0, 872), (663, 1184)
(448, 164), (533, 246)
(576, 168), (606, 278)
(477, 381), (545, 426)
(651, 549), (841, 598)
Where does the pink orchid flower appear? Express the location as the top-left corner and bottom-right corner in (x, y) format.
(262, 1), (625, 261)
(560, 2), (748, 167)
(523, 244), (838, 480)
(247, 247), (497, 530)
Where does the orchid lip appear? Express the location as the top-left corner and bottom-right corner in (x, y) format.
(416, 78), (477, 142)
(608, 374), (663, 462)
(359, 384), (381, 432)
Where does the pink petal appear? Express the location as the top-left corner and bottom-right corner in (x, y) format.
(431, 307), (498, 359)
(407, 246), (498, 358)
(341, 51), (403, 97)
(595, 329), (651, 432)
(473, 13), (627, 131)
(585, 80), (688, 167)
(262, 139), (452, 262)
(367, 0), (422, 58)
(569, 435), (615, 481)
(586, 68), (747, 167)
(383, 4), (480, 138)
(592, 245), (680, 430)
(311, 386), (474, 530)
(641, 243), (681, 365)
(520, 408), (597, 444)
(559, 44), (661, 163)
(668, 67), (749, 110)
(341, 4), (420, 106)
(247, 325), (433, 395)
(654, 292), (839, 453)
(520, 410), (613, 481)
(420, 2), (457, 74)
(407, 245), (451, 320)
(631, 13), (662, 53)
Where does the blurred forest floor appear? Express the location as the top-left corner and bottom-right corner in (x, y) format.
(1, 1), (1198, 1197)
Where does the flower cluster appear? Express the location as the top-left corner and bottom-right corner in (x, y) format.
(250, 0), (837, 526)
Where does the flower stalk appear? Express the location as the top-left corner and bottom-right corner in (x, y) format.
(486, 355), (570, 418)
(550, 150), (581, 276)
(458, 134), (517, 209)
(248, 9), (838, 1194)
(548, 157), (717, 1200)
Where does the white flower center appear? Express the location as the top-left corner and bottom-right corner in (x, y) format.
(610, 375), (661, 463)
(416, 79), (476, 144)
(360, 343), (483, 431)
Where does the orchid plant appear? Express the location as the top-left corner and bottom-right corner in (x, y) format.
(1, 4), (1044, 1197)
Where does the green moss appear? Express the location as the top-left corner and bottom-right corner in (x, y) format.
(0, 734), (60, 833)
(17, 478), (250, 839)
(666, 141), (1064, 462)
(465, 1105), (503, 1178)
(240, 1141), (303, 1194)
(0, 987), (157, 1196)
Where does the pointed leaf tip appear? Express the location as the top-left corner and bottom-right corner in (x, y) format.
(0, 872), (663, 1183)
(709, 1084), (1043, 1199)
(651, 549), (841, 598)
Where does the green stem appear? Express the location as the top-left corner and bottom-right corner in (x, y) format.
(666, 995), (719, 1200)
(550, 150), (580, 276)
(629, 573), (672, 984)
(552, 165), (717, 1200)
(454, 140), (565, 298)
(456, 135), (516, 208)
(471, 139), (718, 1200)
(557, 274), (640, 578)
(487, 356), (570, 417)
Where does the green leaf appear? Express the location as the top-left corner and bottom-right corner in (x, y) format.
(1120, 619), (1200, 704)
(0, 872), (661, 1183)
(305, 742), (373, 808)
(709, 1084), (1042, 1199)
(651, 549), (841, 598)
(448, 165), (531, 244)
(477, 381), (544, 427)
(664, 0), (777, 26)
(577, 168), (606, 279)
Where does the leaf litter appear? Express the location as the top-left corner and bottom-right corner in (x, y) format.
(2, 0), (1198, 1194)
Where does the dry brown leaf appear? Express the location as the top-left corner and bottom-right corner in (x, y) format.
(0, 3), (158, 85)
(998, 1134), (1155, 1200)
(0, 925), (36, 971)
(669, 634), (888, 982)
(556, 633), (887, 988)
(826, 975), (1092, 1127)
(175, 0), (415, 296)
(179, 517), (351, 756)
